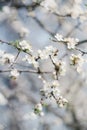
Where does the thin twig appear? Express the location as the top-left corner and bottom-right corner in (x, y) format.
(9, 51), (20, 68)
(0, 69), (52, 74)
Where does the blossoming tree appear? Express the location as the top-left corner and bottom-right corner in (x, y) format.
(0, 0), (87, 130)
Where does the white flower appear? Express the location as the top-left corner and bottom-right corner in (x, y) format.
(41, 80), (68, 107)
(64, 38), (79, 49)
(55, 34), (64, 42)
(10, 69), (19, 78)
(71, 5), (83, 19)
(38, 49), (49, 60)
(0, 93), (8, 105)
(19, 40), (32, 52)
(0, 52), (15, 64)
(57, 96), (68, 107)
(40, 80), (60, 98)
(54, 34), (79, 49)
(41, 0), (57, 12)
(34, 103), (43, 115)
(44, 80), (59, 89)
(36, 103), (42, 111)
(23, 55), (39, 69)
(45, 45), (58, 55)
(38, 46), (58, 60)
(70, 54), (84, 73)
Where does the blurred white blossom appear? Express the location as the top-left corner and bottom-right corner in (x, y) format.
(55, 34), (64, 42)
(19, 40), (33, 52)
(34, 103), (44, 116)
(38, 45), (58, 60)
(0, 93), (8, 105)
(71, 4), (83, 19)
(40, 80), (68, 107)
(23, 55), (39, 69)
(70, 54), (84, 73)
(10, 69), (19, 79)
(0, 51), (15, 64)
(64, 38), (79, 49)
(55, 33), (79, 49)
(41, 0), (58, 12)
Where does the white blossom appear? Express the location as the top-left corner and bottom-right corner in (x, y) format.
(40, 80), (68, 107)
(38, 49), (49, 60)
(19, 40), (32, 52)
(34, 103), (44, 116)
(70, 54), (84, 73)
(40, 80), (60, 98)
(41, 0), (57, 12)
(55, 34), (64, 42)
(55, 34), (79, 49)
(57, 96), (68, 108)
(23, 55), (39, 69)
(71, 4), (83, 19)
(0, 52), (15, 64)
(35, 103), (43, 111)
(10, 69), (19, 78)
(65, 38), (79, 49)
(38, 46), (58, 60)
(0, 93), (8, 105)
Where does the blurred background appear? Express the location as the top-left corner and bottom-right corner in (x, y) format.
(0, 0), (87, 130)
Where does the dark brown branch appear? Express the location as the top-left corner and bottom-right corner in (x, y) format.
(9, 51), (20, 68)
(53, 12), (71, 18)
(78, 40), (87, 45)
(0, 69), (52, 74)
(75, 47), (87, 55)
(32, 17), (54, 37)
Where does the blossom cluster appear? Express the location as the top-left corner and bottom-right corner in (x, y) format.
(55, 33), (79, 49)
(0, 50), (15, 64)
(40, 0), (58, 13)
(23, 55), (39, 69)
(18, 40), (33, 52)
(40, 80), (68, 108)
(40, 0), (86, 22)
(37, 45), (58, 60)
(70, 54), (85, 73)
(1, 36), (86, 115)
